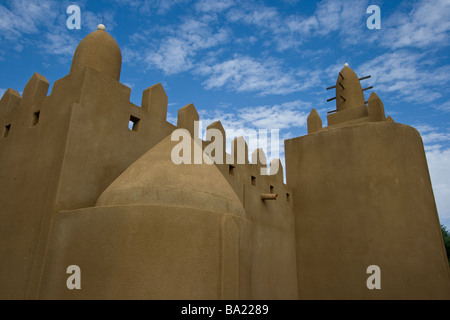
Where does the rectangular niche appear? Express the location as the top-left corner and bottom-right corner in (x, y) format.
(32, 111), (40, 126)
(3, 124), (11, 139)
(129, 115), (140, 132)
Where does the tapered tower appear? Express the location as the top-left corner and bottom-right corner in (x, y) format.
(286, 64), (450, 299)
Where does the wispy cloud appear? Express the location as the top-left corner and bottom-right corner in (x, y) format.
(195, 99), (309, 169)
(357, 51), (450, 104)
(0, 0), (58, 38)
(413, 124), (450, 224)
(199, 100), (310, 131)
(434, 100), (450, 113)
(198, 56), (306, 95)
(145, 37), (194, 75)
(129, 16), (230, 75)
(195, 0), (235, 13)
(0, 0), (117, 61)
(225, 0), (370, 50)
(227, 4), (279, 28)
(312, 0), (369, 39)
(40, 32), (78, 57)
(426, 147), (450, 224)
(374, 0), (450, 49)
(111, 0), (190, 14)
(415, 124), (450, 146)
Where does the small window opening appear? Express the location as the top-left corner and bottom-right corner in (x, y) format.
(32, 111), (40, 126)
(270, 185), (274, 194)
(251, 176), (256, 186)
(3, 124), (11, 139)
(129, 115), (140, 132)
(229, 165), (235, 176)
(286, 193), (291, 202)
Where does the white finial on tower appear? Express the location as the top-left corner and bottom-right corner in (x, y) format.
(98, 24), (105, 31)
(345, 63), (349, 67)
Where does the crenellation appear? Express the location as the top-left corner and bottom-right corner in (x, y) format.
(141, 83), (168, 120)
(368, 92), (386, 122)
(215, 136), (292, 212)
(387, 116), (395, 123)
(0, 89), (21, 120)
(20, 73), (49, 110)
(205, 121), (226, 164)
(269, 158), (283, 181)
(177, 103), (199, 138)
(232, 136), (249, 165)
(206, 133), (293, 218)
(307, 108), (322, 134)
(251, 148), (267, 175)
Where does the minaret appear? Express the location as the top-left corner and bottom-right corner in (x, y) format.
(334, 64), (366, 111)
(326, 63), (375, 126)
(285, 64), (450, 299)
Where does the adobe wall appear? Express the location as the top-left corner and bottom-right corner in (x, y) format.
(39, 205), (250, 300)
(0, 67), (175, 299)
(285, 121), (450, 299)
(0, 73), (76, 299)
(53, 67), (175, 212)
(199, 123), (298, 299)
(172, 109), (299, 298)
(215, 160), (298, 299)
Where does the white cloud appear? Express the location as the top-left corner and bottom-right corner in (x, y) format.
(198, 56), (305, 95)
(314, 0), (368, 38)
(154, 0), (191, 14)
(112, 0), (191, 14)
(237, 104), (309, 130)
(378, 0), (450, 49)
(145, 37), (193, 75)
(195, 0), (235, 13)
(224, 0), (449, 52)
(138, 17), (230, 75)
(227, 5), (279, 27)
(195, 100), (309, 170)
(413, 124), (450, 227)
(426, 147), (450, 227)
(0, 0), (57, 38)
(285, 15), (319, 36)
(225, 0), (369, 50)
(357, 51), (450, 104)
(197, 100), (310, 134)
(435, 100), (450, 113)
(179, 18), (230, 51)
(0, 0), (116, 60)
(415, 125), (450, 145)
(40, 32), (78, 57)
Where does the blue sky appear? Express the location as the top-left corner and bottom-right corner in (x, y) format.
(0, 0), (449, 228)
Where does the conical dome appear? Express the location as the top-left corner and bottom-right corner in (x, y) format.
(336, 65), (365, 111)
(96, 136), (245, 217)
(70, 26), (122, 80)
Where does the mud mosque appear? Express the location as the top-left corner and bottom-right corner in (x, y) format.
(1, 25), (449, 300)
